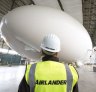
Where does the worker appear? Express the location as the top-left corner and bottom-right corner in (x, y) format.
(18, 34), (79, 92)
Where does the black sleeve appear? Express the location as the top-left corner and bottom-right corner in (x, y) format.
(18, 75), (30, 92)
(73, 82), (79, 92)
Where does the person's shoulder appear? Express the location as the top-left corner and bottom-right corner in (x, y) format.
(68, 64), (79, 78)
(68, 63), (77, 70)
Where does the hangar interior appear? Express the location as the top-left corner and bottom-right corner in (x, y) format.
(0, 0), (96, 92)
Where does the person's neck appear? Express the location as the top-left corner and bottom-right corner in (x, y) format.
(42, 55), (59, 62)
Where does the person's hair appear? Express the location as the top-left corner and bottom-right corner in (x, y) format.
(41, 50), (59, 61)
(41, 49), (58, 56)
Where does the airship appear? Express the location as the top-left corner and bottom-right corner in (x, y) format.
(0, 5), (92, 63)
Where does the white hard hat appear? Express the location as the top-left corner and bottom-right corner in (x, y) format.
(40, 34), (60, 52)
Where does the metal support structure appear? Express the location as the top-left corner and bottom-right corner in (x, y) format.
(30, 0), (36, 5)
(20, 0), (26, 5)
(0, 10), (5, 15)
(11, 0), (16, 10)
(88, 0), (91, 34)
(14, 1), (20, 7)
(8, 47), (11, 51)
(6, 0), (13, 7)
(82, 0), (96, 46)
(1, 40), (5, 48)
(0, 0), (10, 10)
(57, 0), (64, 11)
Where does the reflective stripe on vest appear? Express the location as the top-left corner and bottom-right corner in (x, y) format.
(65, 64), (73, 92)
(29, 63), (37, 92)
(69, 64), (79, 90)
(28, 63), (73, 92)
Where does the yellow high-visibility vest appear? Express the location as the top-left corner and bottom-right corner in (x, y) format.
(25, 61), (78, 92)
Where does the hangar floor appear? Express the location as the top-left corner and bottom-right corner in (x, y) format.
(78, 65), (96, 92)
(0, 65), (96, 92)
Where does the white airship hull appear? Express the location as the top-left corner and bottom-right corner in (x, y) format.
(0, 5), (92, 62)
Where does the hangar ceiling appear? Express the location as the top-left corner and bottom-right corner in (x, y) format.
(0, 0), (96, 52)
(82, 0), (96, 46)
